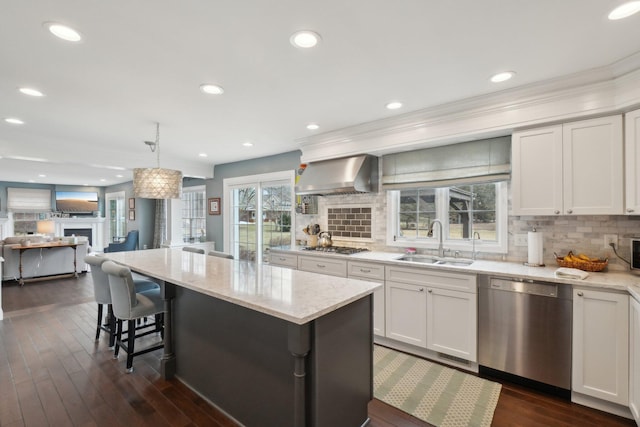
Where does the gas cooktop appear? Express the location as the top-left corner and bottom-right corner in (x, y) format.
(301, 246), (370, 255)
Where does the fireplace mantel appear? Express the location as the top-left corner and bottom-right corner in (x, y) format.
(53, 217), (105, 250)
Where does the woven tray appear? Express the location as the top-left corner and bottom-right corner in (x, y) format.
(555, 252), (608, 272)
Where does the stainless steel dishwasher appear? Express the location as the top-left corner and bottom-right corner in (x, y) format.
(478, 275), (572, 393)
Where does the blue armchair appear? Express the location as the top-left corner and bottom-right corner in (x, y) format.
(104, 230), (139, 253)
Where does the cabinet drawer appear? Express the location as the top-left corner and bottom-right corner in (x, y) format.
(298, 256), (347, 277)
(347, 261), (385, 281)
(269, 252), (298, 268)
(386, 266), (476, 293)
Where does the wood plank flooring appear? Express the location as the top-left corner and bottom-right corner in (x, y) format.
(0, 274), (636, 426)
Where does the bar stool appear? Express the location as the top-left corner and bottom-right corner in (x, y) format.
(207, 250), (234, 259)
(101, 260), (164, 373)
(183, 246), (205, 254)
(85, 254), (159, 347)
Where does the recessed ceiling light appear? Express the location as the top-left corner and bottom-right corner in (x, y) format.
(100, 179), (106, 182)
(306, 123), (319, 130)
(38, 174), (46, 178)
(19, 87), (44, 97)
(242, 142), (254, 147)
(199, 153), (208, 157)
(28, 180), (35, 183)
(490, 71), (515, 83)
(200, 84), (224, 95)
(5, 117), (24, 125)
(116, 174), (123, 178)
(608, 1), (640, 19)
(44, 22), (82, 42)
(385, 101), (403, 110)
(290, 30), (321, 48)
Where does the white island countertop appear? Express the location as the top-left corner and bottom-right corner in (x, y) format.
(103, 248), (381, 325)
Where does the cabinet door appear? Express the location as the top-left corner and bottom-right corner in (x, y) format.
(630, 297), (640, 423)
(385, 281), (427, 348)
(426, 287), (477, 362)
(625, 109), (640, 214)
(269, 252), (298, 269)
(297, 256), (347, 277)
(563, 116), (623, 215)
(511, 125), (563, 215)
(573, 288), (629, 405)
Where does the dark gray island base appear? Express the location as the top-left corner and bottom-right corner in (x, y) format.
(173, 285), (373, 427)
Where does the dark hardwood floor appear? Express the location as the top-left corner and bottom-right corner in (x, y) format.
(0, 274), (636, 426)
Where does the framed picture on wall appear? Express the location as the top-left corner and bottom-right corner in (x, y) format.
(129, 210), (135, 221)
(129, 198), (135, 209)
(208, 197), (221, 215)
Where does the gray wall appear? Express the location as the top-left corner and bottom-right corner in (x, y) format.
(206, 151), (301, 251)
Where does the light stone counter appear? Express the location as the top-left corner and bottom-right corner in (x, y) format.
(104, 247), (380, 325)
(273, 246), (640, 293)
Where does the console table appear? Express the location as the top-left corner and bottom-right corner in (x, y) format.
(12, 242), (78, 285)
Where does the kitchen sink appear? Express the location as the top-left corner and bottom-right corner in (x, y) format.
(396, 255), (474, 266)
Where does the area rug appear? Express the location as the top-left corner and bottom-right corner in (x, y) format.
(373, 345), (501, 427)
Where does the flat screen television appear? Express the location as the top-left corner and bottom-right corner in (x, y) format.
(55, 191), (99, 213)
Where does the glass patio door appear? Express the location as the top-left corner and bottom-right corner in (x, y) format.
(225, 171), (294, 263)
(105, 191), (126, 244)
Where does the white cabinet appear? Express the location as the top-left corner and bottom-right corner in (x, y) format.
(512, 115), (623, 216)
(269, 252), (298, 269)
(625, 108), (640, 214)
(298, 255), (347, 277)
(385, 265), (477, 360)
(630, 296), (640, 423)
(572, 288), (629, 406)
(385, 280), (427, 347)
(348, 261), (385, 337)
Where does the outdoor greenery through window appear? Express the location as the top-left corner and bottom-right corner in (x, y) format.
(391, 181), (506, 252)
(182, 187), (206, 243)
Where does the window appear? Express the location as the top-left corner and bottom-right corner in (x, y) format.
(388, 181), (507, 254)
(182, 186), (206, 243)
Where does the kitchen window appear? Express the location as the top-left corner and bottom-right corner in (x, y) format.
(182, 186), (206, 243)
(387, 181), (508, 254)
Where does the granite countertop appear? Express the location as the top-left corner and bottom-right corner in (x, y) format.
(271, 246), (640, 295)
(103, 248), (381, 325)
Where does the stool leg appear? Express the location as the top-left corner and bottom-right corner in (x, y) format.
(126, 319), (136, 373)
(107, 305), (116, 348)
(114, 319), (122, 359)
(95, 304), (103, 341)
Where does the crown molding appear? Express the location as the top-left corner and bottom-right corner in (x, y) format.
(299, 51), (640, 163)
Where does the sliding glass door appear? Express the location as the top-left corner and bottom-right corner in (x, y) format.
(224, 171), (294, 262)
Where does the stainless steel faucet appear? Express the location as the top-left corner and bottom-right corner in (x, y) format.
(427, 219), (445, 258)
(472, 231), (481, 260)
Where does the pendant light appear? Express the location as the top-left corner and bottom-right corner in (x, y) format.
(133, 122), (183, 199)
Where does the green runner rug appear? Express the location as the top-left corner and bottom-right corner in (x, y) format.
(373, 345), (502, 427)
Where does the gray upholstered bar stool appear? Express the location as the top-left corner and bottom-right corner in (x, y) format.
(101, 260), (164, 372)
(85, 254), (159, 347)
(207, 250), (234, 259)
(183, 246), (205, 254)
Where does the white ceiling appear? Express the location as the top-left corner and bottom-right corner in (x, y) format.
(1, 0), (640, 186)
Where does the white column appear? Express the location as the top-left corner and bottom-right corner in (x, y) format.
(163, 198), (183, 247)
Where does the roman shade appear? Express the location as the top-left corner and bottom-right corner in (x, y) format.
(381, 136), (511, 190)
(7, 188), (52, 212)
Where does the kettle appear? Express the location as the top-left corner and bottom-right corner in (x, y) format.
(318, 231), (333, 248)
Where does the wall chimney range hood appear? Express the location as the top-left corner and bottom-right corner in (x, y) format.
(295, 155), (378, 196)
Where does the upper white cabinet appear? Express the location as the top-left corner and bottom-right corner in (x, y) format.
(512, 115), (623, 216)
(572, 288), (629, 406)
(625, 108), (640, 214)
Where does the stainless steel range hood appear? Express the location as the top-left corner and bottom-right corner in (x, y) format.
(295, 155), (378, 196)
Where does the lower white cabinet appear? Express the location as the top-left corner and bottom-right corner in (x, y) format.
(426, 286), (477, 361)
(572, 288), (629, 406)
(348, 261), (385, 337)
(385, 281), (427, 347)
(298, 255), (347, 277)
(630, 296), (640, 423)
(269, 252), (298, 269)
(385, 266), (477, 361)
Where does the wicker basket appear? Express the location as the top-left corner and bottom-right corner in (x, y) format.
(555, 251), (608, 272)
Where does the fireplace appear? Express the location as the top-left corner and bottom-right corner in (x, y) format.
(64, 228), (93, 246)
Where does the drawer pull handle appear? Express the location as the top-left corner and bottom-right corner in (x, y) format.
(360, 268), (371, 273)
(577, 291), (584, 297)
(628, 208), (635, 213)
(278, 257), (286, 261)
(316, 264), (326, 268)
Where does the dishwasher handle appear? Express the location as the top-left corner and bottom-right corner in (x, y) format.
(488, 277), (559, 298)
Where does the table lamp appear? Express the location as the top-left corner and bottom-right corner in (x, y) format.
(36, 220), (55, 239)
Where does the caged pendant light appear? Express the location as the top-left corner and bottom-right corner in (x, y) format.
(133, 122), (183, 199)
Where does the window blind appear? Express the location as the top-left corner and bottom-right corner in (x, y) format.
(381, 136), (511, 190)
(7, 188), (52, 212)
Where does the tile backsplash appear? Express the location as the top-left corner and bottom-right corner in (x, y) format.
(327, 207), (372, 238)
(295, 190), (640, 271)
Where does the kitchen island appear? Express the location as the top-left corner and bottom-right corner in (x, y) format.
(103, 248), (380, 427)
